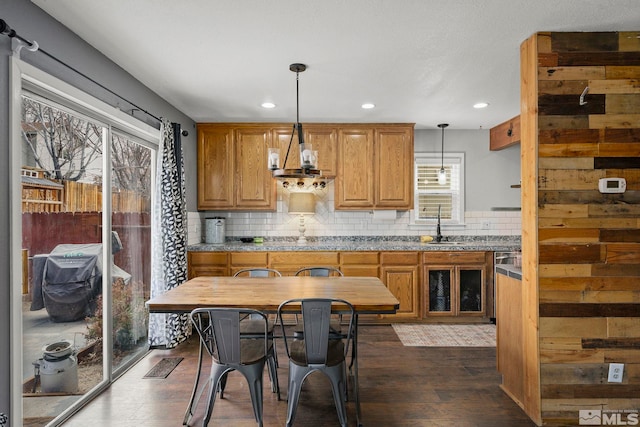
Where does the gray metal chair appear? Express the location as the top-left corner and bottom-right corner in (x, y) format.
(294, 266), (344, 277)
(188, 307), (279, 427)
(233, 268), (282, 277)
(277, 298), (355, 427)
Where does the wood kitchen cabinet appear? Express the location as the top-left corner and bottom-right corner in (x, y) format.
(422, 251), (492, 318)
(379, 252), (420, 319)
(272, 124), (338, 178)
(335, 124), (414, 210)
(187, 251), (228, 279)
(197, 123), (275, 210)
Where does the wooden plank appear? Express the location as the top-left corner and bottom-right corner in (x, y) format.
(540, 348), (604, 364)
(538, 169), (605, 190)
(540, 317), (607, 337)
(592, 264), (640, 277)
(606, 65), (640, 78)
(538, 53), (558, 67)
(606, 94), (640, 113)
(540, 303), (640, 317)
(538, 204), (588, 218)
(539, 190), (633, 205)
(539, 228), (600, 243)
(594, 157), (640, 169)
(538, 143), (599, 157)
(558, 52), (640, 66)
(539, 94), (605, 116)
(541, 384), (640, 399)
(618, 32), (640, 52)
(551, 32), (619, 52)
(540, 290), (639, 303)
(605, 243), (640, 264)
(604, 128), (640, 143)
(539, 264), (591, 278)
(538, 128), (601, 144)
(589, 204), (640, 217)
(489, 115), (520, 150)
(538, 217), (637, 229)
(540, 363), (608, 385)
(539, 157), (594, 170)
(608, 318), (640, 337)
(540, 276), (640, 291)
(583, 338), (640, 349)
(538, 66), (605, 80)
(589, 79), (640, 94)
(601, 229), (640, 242)
(597, 142), (640, 157)
(538, 115), (590, 130)
(590, 114), (640, 128)
(539, 80), (589, 95)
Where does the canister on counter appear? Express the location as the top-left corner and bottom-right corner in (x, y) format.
(205, 217), (226, 244)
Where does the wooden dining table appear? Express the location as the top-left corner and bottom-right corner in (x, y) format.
(146, 275), (399, 427)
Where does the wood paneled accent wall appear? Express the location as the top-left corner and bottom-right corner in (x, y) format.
(522, 31), (640, 426)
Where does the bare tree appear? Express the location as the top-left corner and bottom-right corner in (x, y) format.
(21, 96), (103, 181)
(111, 134), (151, 192)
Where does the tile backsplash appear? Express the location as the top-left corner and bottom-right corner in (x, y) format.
(187, 182), (521, 245)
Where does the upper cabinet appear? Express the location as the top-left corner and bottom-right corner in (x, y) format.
(197, 123), (275, 210)
(197, 122), (413, 211)
(336, 124), (414, 210)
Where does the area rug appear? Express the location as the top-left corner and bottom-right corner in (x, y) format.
(392, 324), (496, 347)
(143, 357), (184, 378)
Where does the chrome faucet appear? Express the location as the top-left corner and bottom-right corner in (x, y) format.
(435, 205), (443, 242)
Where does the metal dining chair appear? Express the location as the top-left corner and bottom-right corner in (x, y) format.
(294, 266), (344, 277)
(277, 298), (356, 427)
(188, 307), (279, 427)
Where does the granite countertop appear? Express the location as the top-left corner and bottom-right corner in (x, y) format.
(189, 236), (521, 252)
(495, 264), (522, 280)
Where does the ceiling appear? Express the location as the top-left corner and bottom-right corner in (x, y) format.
(32, 0), (640, 130)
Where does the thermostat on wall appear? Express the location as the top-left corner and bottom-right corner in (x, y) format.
(598, 178), (626, 193)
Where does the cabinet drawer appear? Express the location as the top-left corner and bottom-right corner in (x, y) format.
(380, 251), (419, 265)
(340, 252), (379, 265)
(269, 251), (339, 266)
(424, 251), (487, 264)
(341, 266), (380, 277)
(230, 252), (268, 266)
(189, 252), (228, 266)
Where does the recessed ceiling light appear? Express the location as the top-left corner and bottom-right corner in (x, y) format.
(361, 103), (375, 109)
(261, 102), (276, 109)
(473, 102), (489, 109)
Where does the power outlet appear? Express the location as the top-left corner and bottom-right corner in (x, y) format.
(608, 363), (624, 383)
(481, 221), (491, 230)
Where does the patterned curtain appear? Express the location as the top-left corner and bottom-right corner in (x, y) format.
(148, 119), (189, 348)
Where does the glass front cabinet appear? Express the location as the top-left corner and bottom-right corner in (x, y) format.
(423, 252), (489, 318)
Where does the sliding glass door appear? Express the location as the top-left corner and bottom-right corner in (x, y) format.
(14, 59), (158, 426)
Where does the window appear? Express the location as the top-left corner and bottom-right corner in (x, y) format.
(414, 153), (465, 225)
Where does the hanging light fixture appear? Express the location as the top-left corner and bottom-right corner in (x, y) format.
(437, 123), (449, 185)
(269, 63), (321, 179)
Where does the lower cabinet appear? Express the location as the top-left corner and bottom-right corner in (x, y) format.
(187, 249), (494, 322)
(187, 252), (228, 278)
(422, 251), (492, 318)
(379, 252), (420, 319)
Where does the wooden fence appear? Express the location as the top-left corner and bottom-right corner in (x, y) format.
(22, 177), (150, 213)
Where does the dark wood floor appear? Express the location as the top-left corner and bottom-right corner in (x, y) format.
(60, 325), (537, 427)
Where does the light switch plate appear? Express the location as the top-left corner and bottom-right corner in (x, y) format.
(608, 363), (624, 383)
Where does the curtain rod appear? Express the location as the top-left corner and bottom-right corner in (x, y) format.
(1, 18), (163, 124)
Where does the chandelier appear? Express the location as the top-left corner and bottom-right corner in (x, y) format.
(268, 63), (321, 179)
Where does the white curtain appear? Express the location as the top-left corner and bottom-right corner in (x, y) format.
(148, 119), (189, 348)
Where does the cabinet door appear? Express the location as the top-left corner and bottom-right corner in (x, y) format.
(197, 125), (234, 209)
(380, 265), (419, 319)
(458, 267), (485, 316)
(234, 128), (276, 209)
(375, 126), (413, 208)
(424, 266), (455, 316)
(188, 252), (228, 279)
(336, 128), (374, 208)
(304, 125), (338, 178)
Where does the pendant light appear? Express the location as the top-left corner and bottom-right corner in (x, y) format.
(269, 63), (321, 179)
(437, 123), (448, 185)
